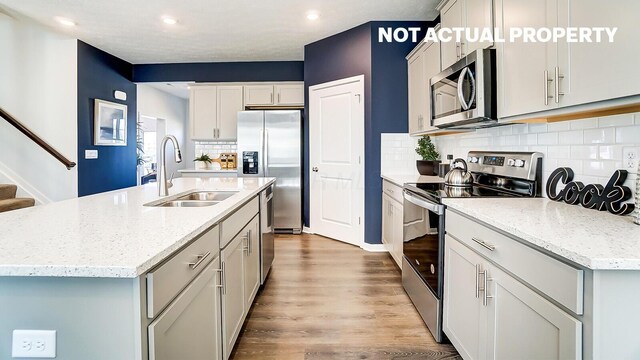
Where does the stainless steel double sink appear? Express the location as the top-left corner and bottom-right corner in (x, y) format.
(147, 191), (239, 208)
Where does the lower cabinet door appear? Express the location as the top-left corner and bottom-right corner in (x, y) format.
(390, 198), (404, 268)
(485, 264), (582, 360)
(444, 235), (485, 360)
(381, 194), (392, 249)
(148, 258), (222, 360)
(244, 216), (261, 310)
(222, 235), (246, 359)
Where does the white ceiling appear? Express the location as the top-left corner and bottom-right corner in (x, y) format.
(144, 82), (192, 99)
(0, 0), (439, 64)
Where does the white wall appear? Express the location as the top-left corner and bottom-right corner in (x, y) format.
(0, 12), (78, 202)
(136, 85), (190, 177)
(434, 113), (640, 199)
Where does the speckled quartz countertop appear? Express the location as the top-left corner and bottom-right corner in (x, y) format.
(381, 173), (444, 187)
(443, 197), (640, 270)
(0, 177), (274, 278)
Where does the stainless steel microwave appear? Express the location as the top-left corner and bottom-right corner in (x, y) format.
(430, 49), (497, 129)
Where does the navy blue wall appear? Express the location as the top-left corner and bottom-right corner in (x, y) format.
(303, 22), (372, 235)
(304, 21), (431, 244)
(77, 41), (137, 196)
(133, 61), (304, 82)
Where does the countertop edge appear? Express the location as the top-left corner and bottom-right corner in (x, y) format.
(443, 199), (640, 271)
(0, 179), (276, 279)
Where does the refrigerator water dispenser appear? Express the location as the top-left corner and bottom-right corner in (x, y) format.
(242, 151), (259, 174)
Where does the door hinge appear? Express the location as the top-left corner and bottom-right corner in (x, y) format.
(358, 156), (361, 164)
(355, 94), (361, 103)
(358, 217), (361, 225)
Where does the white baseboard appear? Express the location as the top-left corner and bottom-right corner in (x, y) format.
(360, 243), (389, 252)
(0, 160), (51, 204)
(302, 226), (313, 234)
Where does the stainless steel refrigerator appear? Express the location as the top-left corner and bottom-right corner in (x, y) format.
(237, 110), (302, 233)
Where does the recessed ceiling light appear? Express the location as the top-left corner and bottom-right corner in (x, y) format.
(306, 11), (319, 21)
(162, 16), (178, 25)
(55, 17), (76, 27)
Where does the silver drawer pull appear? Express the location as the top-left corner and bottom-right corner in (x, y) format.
(472, 237), (495, 251)
(188, 251), (211, 270)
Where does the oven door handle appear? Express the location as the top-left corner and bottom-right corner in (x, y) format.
(403, 190), (444, 215)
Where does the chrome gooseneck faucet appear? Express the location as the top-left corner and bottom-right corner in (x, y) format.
(158, 135), (183, 196)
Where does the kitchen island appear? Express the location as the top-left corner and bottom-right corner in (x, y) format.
(0, 177), (275, 359)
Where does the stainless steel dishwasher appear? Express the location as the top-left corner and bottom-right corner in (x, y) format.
(260, 184), (275, 284)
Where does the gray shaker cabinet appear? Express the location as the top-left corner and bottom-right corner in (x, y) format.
(148, 258), (222, 360)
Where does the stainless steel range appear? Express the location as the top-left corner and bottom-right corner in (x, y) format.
(401, 151), (543, 343)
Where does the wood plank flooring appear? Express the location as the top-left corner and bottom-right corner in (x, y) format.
(230, 234), (460, 360)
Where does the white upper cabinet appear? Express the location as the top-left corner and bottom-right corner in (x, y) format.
(216, 86), (243, 140)
(190, 85), (243, 141)
(408, 45), (426, 134)
(244, 85), (275, 106)
(190, 86), (218, 140)
(559, 0), (640, 108)
(275, 84), (304, 105)
(191, 82), (304, 140)
(497, 0), (640, 120)
(438, 0), (493, 70)
(407, 37), (441, 135)
(440, 0), (464, 70)
(244, 84), (304, 106)
(495, 0), (558, 118)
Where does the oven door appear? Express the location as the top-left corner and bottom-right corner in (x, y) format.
(402, 190), (445, 297)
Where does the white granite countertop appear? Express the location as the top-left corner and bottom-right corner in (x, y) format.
(0, 177), (274, 278)
(443, 198), (640, 270)
(178, 169), (237, 173)
(381, 173), (444, 187)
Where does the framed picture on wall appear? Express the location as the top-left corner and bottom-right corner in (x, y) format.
(94, 99), (127, 146)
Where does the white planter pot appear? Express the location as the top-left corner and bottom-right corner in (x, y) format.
(195, 161), (210, 170)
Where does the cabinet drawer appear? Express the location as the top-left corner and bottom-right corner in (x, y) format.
(446, 210), (584, 315)
(221, 196), (259, 248)
(382, 180), (403, 204)
(147, 225), (220, 318)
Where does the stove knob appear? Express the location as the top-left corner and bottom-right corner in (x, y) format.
(469, 156), (479, 163)
(507, 158), (515, 167)
(515, 159), (525, 167)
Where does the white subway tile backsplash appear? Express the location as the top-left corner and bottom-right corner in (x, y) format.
(547, 121), (571, 132)
(598, 145), (623, 160)
(194, 141), (237, 158)
(432, 112), (640, 199)
(569, 118), (598, 130)
(583, 128), (615, 144)
(546, 145), (570, 159)
(519, 134), (538, 145)
(598, 114), (634, 128)
(558, 130), (583, 145)
(616, 126), (640, 144)
(570, 145), (598, 160)
(537, 132), (558, 145)
(583, 160), (618, 177)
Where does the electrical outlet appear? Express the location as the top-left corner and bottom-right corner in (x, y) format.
(623, 147), (639, 174)
(12, 330), (56, 358)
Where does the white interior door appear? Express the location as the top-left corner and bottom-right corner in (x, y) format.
(309, 75), (364, 246)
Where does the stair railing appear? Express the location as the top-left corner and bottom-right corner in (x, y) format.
(0, 107), (76, 169)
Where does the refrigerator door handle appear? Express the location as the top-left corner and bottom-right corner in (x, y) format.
(264, 129), (269, 176)
(259, 128), (264, 176)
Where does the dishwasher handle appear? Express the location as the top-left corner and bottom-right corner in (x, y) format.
(403, 190), (444, 215)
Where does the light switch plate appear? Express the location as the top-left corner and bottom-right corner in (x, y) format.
(12, 330), (56, 358)
(85, 149), (98, 159)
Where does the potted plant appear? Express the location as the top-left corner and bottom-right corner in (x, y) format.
(194, 154), (213, 170)
(415, 135), (441, 176)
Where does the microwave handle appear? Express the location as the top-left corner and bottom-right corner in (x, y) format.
(457, 67), (476, 111)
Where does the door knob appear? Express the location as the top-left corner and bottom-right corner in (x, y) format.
(312, 167), (319, 172)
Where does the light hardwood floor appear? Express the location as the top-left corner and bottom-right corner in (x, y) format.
(230, 234), (460, 360)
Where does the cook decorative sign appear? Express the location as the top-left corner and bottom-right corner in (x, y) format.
(546, 167), (635, 216)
